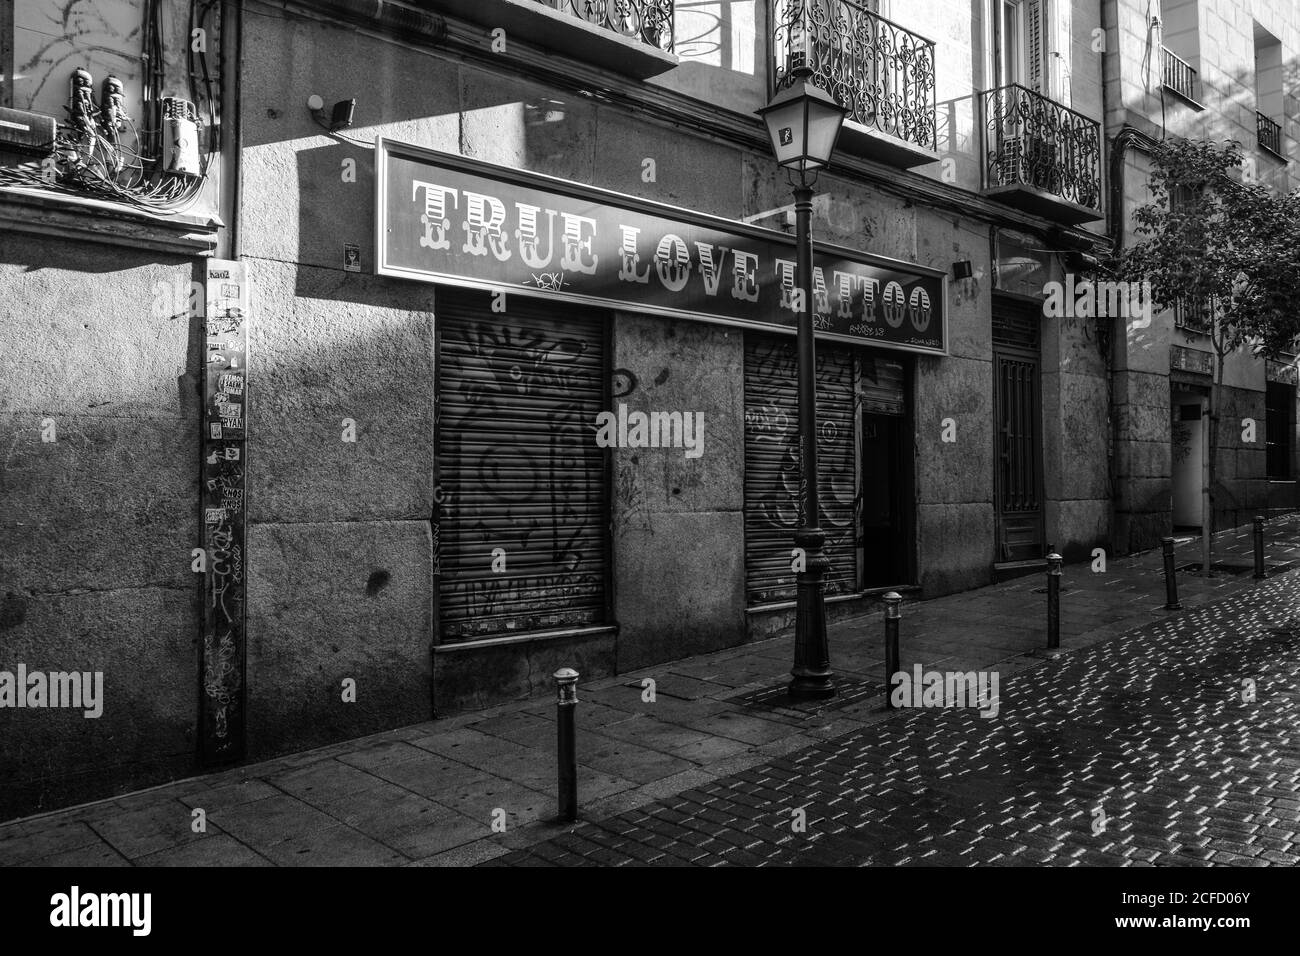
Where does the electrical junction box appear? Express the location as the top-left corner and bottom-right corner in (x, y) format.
(161, 97), (201, 177)
(0, 107), (57, 156)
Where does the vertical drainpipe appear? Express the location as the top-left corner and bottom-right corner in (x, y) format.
(1104, 0), (1159, 552)
(1102, 0), (1119, 551)
(221, 0), (243, 263)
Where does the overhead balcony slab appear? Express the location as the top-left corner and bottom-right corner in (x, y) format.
(419, 0), (679, 79)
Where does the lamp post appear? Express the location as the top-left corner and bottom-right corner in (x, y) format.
(757, 69), (848, 700)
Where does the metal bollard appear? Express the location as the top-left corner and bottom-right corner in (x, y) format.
(555, 667), (579, 823)
(1254, 515), (1266, 580)
(883, 592), (901, 709)
(1161, 537), (1182, 610)
(1046, 553), (1062, 651)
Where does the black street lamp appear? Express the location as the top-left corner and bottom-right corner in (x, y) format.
(757, 71), (848, 700)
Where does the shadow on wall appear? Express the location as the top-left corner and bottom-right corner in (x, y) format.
(935, 93), (982, 192)
(0, 236), (205, 822)
(0, 224), (449, 819)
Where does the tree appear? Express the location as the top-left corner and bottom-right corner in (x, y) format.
(1116, 139), (1300, 573)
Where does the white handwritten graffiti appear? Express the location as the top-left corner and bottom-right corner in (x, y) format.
(529, 272), (567, 292)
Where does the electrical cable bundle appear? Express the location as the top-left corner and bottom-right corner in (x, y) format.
(0, 0), (220, 213)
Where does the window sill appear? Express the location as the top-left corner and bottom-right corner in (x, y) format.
(1257, 142), (1289, 164)
(1161, 84), (1204, 112)
(0, 184), (222, 256)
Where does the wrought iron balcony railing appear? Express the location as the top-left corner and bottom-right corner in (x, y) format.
(771, 0), (937, 152)
(541, 0), (674, 51)
(1258, 111), (1283, 155)
(1161, 47), (1198, 102)
(983, 83), (1101, 213)
(1174, 295), (1213, 335)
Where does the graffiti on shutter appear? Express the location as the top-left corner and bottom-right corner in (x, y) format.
(744, 334), (857, 605)
(437, 292), (608, 642)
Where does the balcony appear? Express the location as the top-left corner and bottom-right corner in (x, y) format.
(418, 0), (678, 78)
(1173, 295), (1213, 335)
(981, 84), (1102, 224)
(1161, 47), (1201, 108)
(1258, 111), (1284, 158)
(771, 0), (938, 169)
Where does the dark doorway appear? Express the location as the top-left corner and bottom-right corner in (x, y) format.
(860, 412), (908, 587)
(992, 296), (1045, 565)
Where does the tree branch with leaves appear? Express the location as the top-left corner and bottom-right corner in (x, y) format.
(1115, 138), (1300, 573)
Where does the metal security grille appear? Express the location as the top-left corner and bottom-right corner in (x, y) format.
(436, 290), (608, 643)
(996, 356), (1040, 513)
(992, 302), (1041, 349)
(992, 294), (1043, 562)
(744, 334), (858, 605)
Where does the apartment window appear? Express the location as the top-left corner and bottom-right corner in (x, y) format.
(1254, 23), (1284, 158)
(1160, 0), (1202, 106)
(1266, 382), (1296, 479)
(1161, 47), (1200, 104)
(1168, 184), (1213, 332)
(993, 0), (1046, 93)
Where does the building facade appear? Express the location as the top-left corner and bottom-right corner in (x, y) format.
(1104, 0), (1300, 553)
(0, 0), (1292, 820)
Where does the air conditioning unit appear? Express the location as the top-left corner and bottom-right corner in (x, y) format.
(996, 136), (1028, 185)
(0, 106), (57, 156)
(996, 134), (1058, 189)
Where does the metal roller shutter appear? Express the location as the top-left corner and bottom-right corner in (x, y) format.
(436, 289), (608, 643)
(744, 333), (859, 605)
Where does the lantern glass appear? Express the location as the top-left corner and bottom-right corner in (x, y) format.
(757, 79), (848, 174)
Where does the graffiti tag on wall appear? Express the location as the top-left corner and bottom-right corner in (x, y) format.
(200, 259), (248, 763)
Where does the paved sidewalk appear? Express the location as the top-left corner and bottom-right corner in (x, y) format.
(1, 516), (1296, 867)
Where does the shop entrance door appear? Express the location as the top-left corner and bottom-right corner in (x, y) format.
(860, 412), (907, 587)
(1171, 395), (1205, 528)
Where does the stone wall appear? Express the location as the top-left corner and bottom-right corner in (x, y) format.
(0, 235), (201, 818)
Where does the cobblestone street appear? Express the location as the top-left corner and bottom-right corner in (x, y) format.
(487, 572), (1300, 867)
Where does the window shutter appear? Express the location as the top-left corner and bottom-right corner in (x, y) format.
(1025, 0), (1045, 93)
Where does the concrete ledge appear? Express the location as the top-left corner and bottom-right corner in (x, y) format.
(432, 628), (617, 714)
(838, 121), (940, 170)
(981, 183), (1104, 225)
(0, 186), (221, 255)
(745, 587), (923, 641)
(435, 625), (617, 653)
